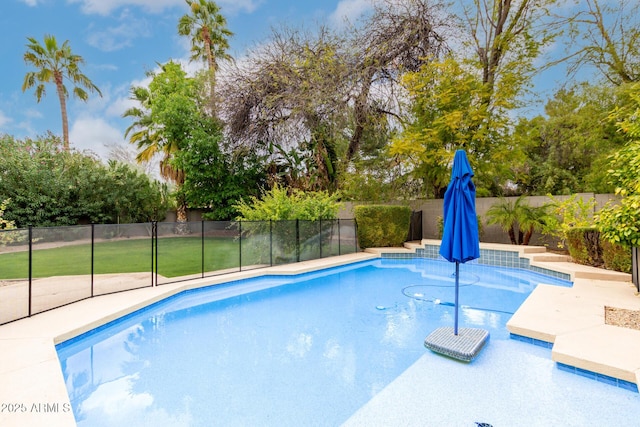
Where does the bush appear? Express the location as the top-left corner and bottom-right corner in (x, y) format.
(234, 184), (342, 221)
(354, 205), (412, 248)
(602, 240), (632, 273)
(0, 134), (167, 227)
(566, 227), (602, 266)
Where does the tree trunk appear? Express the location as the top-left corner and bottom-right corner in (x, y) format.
(507, 226), (517, 245)
(202, 26), (217, 115)
(55, 72), (69, 150)
(346, 69), (374, 162)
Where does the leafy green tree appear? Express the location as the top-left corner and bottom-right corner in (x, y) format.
(124, 61), (207, 223)
(22, 35), (102, 150)
(391, 56), (521, 197)
(391, 0), (556, 197)
(596, 82), (640, 247)
(173, 128), (266, 220)
(513, 83), (626, 194)
(0, 199), (19, 246)
(0, 133), (167, 227)
(542, 194), (597, 249)
(558, 0), (640, 85)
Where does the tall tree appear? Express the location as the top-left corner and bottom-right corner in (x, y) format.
(465, 0), (556, 101)
(123, 61), (226, 225)
(123, 62), (198, 223)
(221, 26), (350, 191)
(178, 0), (232, 110)
(220, 0), (451, 194)
(558, 0), (640, 85)
(391, 0), (557, 197)
(392, 56), (518, 197)
(22, 35), (102, 150)
(512, 83), (626, 195)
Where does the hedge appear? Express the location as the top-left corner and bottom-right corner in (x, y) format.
(354, 205), (412, 248)
(566, 227), (631, 273)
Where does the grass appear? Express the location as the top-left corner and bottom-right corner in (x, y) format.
(0, 237), (248, 279)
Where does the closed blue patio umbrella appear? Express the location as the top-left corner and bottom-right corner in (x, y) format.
(424, 149), (488, 362)
(439, 149), (480, 335)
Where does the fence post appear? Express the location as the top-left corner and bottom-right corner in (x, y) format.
(296, 219), (300, 262)
(319, 219), (323, 259)
(28, 225), (32, 317)
(269, 220), (273, 266)
(354, 220), (359, 252)
(152, 221), (157, 287)
(338, 219), (341, 255)
(91, 224), (95, 297)
(201, 220), (205, 279)
(239, 221), (243, 271)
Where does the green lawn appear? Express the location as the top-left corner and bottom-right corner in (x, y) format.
(0, 237), (254, 279)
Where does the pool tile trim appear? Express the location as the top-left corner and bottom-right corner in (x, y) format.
(381, 244), (572, 282)
(557, 362), (639, 392)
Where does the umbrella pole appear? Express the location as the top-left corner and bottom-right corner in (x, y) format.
(454, 261), (459, 335)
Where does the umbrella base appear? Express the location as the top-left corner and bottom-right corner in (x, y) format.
(424, 327), (489, 362)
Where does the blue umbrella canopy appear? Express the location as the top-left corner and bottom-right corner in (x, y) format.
(439, 150), (480, 264)
(424, 150), (490, 357)
(438, 149), (480, 336)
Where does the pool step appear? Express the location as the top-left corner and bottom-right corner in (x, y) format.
(528, 253), (571, 262)
(508, 279), (640, 389)
(552, 325), (640, 388)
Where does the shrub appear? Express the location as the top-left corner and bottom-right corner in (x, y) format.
(542, 194), (596, 249)
(234, 184), (342, 221)
(601, 240), (632, 273)
(566, 227), (602, 266)
(354, 205), (412, 248)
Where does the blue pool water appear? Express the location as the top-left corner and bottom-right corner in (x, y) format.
(56, 258), (640, 426)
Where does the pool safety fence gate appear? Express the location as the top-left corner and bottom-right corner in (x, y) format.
(0, 219), (358, 325)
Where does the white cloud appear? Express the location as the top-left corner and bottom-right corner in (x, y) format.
(329, 0), (374, 27)
(86, 9), (152, 52)
(23, 108), (44, 119)
(217, 0), (263, 14)
(106, 94), (136, 119)
(0, 110), (11, 128)
(67, 0), (183, 16)
(67, 0), (261, 16)
(69, 116), (126, 158)
(19, 0), (40, 6)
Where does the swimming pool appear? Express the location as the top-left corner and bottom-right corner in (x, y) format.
(56, 258), (640, 426)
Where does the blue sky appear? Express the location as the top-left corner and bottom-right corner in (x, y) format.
(0, 0), (376, 158)
(0, 0), (578, 160)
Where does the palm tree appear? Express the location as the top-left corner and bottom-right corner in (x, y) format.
(123, 86), (185, 187)
(486, 197), (520, 244)
(22, 35), (102, 150)
(486, 196), (551, 245)
(178, 0), (233, 104)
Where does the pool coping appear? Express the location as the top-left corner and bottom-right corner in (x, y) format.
(1, 242), (638, 426)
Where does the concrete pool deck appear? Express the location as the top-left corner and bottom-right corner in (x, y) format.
(1, 241), (639, 426)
